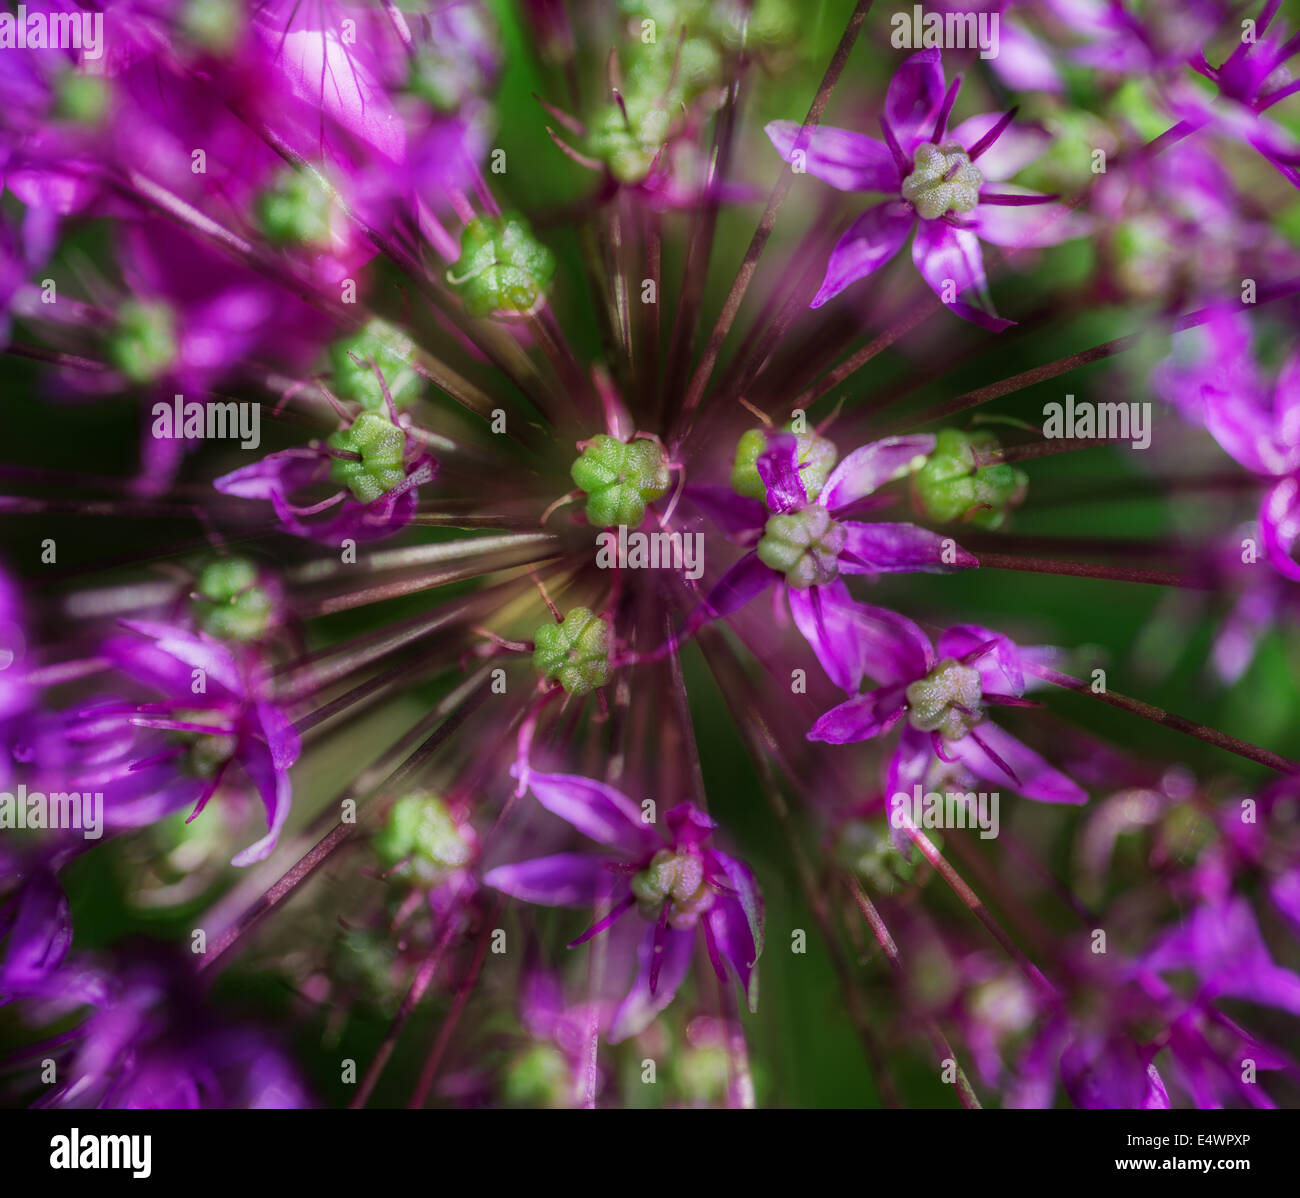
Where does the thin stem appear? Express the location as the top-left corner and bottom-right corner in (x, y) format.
(1025, 662), (1300, 776)
(674, 0), (875, 441)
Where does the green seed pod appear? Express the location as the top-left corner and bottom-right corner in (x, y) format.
(447, 214), (557, 319)
(328, 318), (422, 411)
(327, 412), (408, 504)
(255, 169), (335, 248)
(373, 792), (475, 886)
(192, 557), (275, 643)
(756, 504), (846, 588)
(911, 428), (1028, 530)
(107, 300), (178, 384)
(532, 607), (610, 696)
(570, 434), (671, 529)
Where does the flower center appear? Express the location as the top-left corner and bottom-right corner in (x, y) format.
(757, 504), (845, 588)
(905, 658), (984, 741)
(631, 848), (715, 928)
(901, 141), (983, 221)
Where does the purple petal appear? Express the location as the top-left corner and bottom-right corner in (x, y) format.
(706, 895), (761, 1012)
(811, 201), (914, 308)
(1261, 477), (1300, 582)
(952, 721), (1087, 804)
(937, 624), (1027, 696)
(687, 550), (777, 631)
(790, 584), (934, 691)
(764, 121), (900, 191)
(807, 682), (909, 745)
(885, 49), (948, 147)
(523, 770), (657, 856)
(911, 219), (1013, 331)
(482, 854), (614, 907)
(608, 923), (696, 1043)
(756, 433), (809, 513)
(1145, 897), (1300, 1016)
(838, 521), (978, 574)
(709, 849), (764, 973)
(2, 870), (71, 989)
(116, 621), (244, 697)
(990, 23), (1064, 94)
(1062, 1035), (1161, 1110)
(973, 191), (1087, 248)
(665, 803), (716, 847)
(820, 435), (935, 512)
(230, 735), (293, 866)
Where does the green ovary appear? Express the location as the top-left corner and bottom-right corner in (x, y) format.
(570, 435), (671, 529)
(255, 169), (334, 247)
(192, 557), (273, 643)
(373, 792), (474, 886)
(107, 301), (177, 384)
(911, 428), (1027, 530)
(327, 413), (408, 504)
(329, 318), (422, 411)
(447, 214), (556, 318)
(532, 607), (610, 696)
(756, 504), (845, 588)
(631, 848), (715, 927)
(901, 141), (983, 221)
(905, 658), (983, 741)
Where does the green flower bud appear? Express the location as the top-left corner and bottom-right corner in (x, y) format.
(447, 214), (556, 319)
(373, 792), (475, 886)
(255, 169), (335, 247)
(107, 300), (177, 384)
(571, 434), (670, 529)
(901, 141), (983, 221)
(911, 428), (1027, 530)
(532, 607), (610, 696)
(503, 1043), (571, 1109)
(192, 556), (274, 643)
(329, 318), (422, 411)
(54, 72), (108, 124)
(905, 658), (983, 741)
(756, 504), (845, 588)
(834, 820), (923, 895)
(729, 425), (837, 503)
(327, 413), (408, 503)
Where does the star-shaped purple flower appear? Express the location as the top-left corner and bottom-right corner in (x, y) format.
(766, 49), (1083, 329)
(484, 769), (763, 1043)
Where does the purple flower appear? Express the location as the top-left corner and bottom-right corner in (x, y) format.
(1175, 0), (1300, 188)
(214, 434), (437, 544)
(765, 49), (1083, 328)
(1141, 896), (1300, 1017)
(691, 430), (977, 693)
(808, 616), (1087, 807)
(19, 950), (312, 1109)
(484, 769), (763, 1043)
(1153, 310), (1300, 580)
(95, 620), (300, 865)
